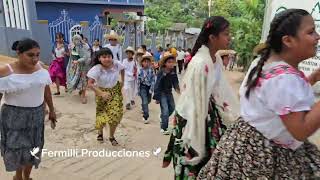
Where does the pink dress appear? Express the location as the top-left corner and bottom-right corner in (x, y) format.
(49, 45), (67, 86)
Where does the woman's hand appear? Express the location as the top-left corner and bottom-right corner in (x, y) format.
(309, 68), (320, 85)
(100, 91), (111, 101)
(49, 110), (57, 129)
(155, 100), (160, 104)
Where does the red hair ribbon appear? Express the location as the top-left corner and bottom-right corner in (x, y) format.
(206, 21), (213, 29)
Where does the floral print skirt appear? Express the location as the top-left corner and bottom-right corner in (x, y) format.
(198, 119), (320, 180)
(95, 82), (123, 129)
(66, 59), (88, 92)
(163, 98), (226, 180)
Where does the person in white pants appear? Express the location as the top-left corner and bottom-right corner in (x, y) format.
(123, 46), (137, 110)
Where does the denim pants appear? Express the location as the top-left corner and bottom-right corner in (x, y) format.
(140, 84), (152, 120)
(160, 92), (175, 130)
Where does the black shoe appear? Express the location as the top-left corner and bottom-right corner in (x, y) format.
(131, 101), (135, 106)
(53, 92), (60, 95)
(143, 117), (150, 124)
(97, 134), (103, 142)
(126, 104), (131, 110)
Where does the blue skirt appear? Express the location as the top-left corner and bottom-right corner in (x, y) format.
(0, 104), (45, 172)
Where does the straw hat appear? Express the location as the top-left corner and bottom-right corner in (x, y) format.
(136, 48), (144, 55)
(169, 47), (178, 58)
(104, 30), (119, 41)
(253, 43), (267, 56)
(217, 49), (237, 57)
(125, 46), (135, 54)
(142, 54), (153, 61)
(72, 34), (82, 42)
(159, 51), (175, 67)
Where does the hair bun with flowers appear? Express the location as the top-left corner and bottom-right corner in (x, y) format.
(206, 21), (213, 29)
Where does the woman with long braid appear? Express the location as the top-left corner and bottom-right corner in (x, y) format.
(162, 16), (240, 179)
(199, 9), (320, 179)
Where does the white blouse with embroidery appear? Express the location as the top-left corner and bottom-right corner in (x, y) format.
(240, 61), (314, 150)
(87, 61), (124, 88)
(55, 46), (65, 58)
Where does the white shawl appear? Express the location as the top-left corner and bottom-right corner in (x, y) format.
(175, 45), (240, 165)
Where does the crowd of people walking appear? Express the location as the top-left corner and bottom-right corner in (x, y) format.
(2, 8), (320, 180)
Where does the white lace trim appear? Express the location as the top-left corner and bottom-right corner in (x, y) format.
(0, 69), (52, 93)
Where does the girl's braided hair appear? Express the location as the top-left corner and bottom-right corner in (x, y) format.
(245, 9), (310, 98)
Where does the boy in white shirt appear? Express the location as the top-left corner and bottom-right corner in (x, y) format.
(176, 47), (185, 74)
(122, 46), (137, 110)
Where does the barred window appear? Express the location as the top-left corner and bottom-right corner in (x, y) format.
(2, 0), (29, 30)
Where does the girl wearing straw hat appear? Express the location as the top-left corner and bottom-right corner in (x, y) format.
(103, 30), (122, 62)
(123, 46), (137, 110)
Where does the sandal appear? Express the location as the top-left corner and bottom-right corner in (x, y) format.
(109, 137), (119, 146)
(97, 134), (103, 142)
(13, 176), (30, 180)
(81, 97), (87, 104)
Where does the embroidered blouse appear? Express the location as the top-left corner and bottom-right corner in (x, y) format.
(87, 61), (124, 88)
(240, 61), (314, 150)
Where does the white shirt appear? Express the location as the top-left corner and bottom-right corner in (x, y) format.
(240, 61), (313, 150)
(87, 61), (125, 88)
(103, 44), (122, 62)
(145, 51), (152, 56)
(55, 46), (65, 58)
(0, 64), (52, 107)
(92, 46), (100, 52)
(177, 50), (185, 60)
(122, 58), (136, 81)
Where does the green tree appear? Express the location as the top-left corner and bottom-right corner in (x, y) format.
(145, 0), (265, 70)
(145, 0), (207, 32)
(230, 0), (265, 70)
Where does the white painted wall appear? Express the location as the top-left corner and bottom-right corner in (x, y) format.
(2, 0), (29, 30)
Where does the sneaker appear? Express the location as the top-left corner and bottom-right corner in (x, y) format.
(143, 118), (150, 124)
(164, 130), (170, 135)
(126, 104), (131, 110)
(160, 129), (170, 135)
(131, 101), (135, 106)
